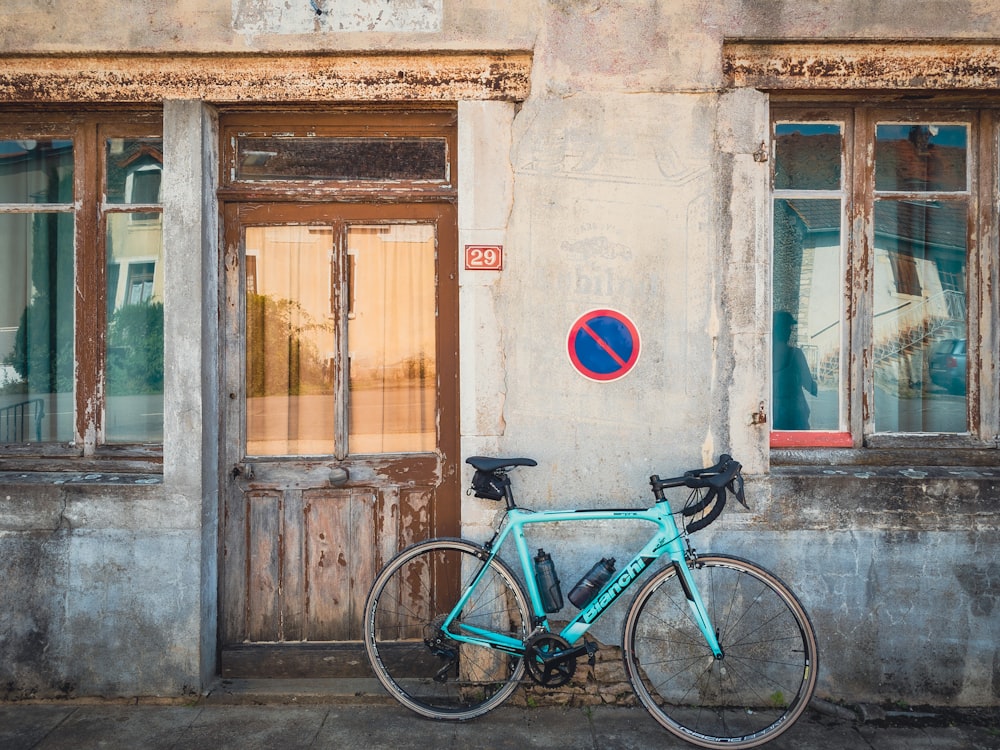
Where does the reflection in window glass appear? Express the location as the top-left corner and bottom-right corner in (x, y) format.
(103, 137), (164, 443)
(875, 124), (967, 192)
(105, 216), (163, 443)
(348, 224), (436, 454)
(105, 138), (163, 203)
(0, 136), (75, 443)
(0, 213), (75, 443)
(872, 200), (967, 433)
(0, 139), (74, 203)
(772, 199), (843, 431)
(245, 225), (336, 456)
(774, 123), (842, 191)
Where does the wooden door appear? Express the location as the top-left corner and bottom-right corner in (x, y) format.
(219, 201), (458, 676)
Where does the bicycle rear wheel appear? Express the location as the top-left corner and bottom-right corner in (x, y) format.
(363, 538), (529, 720)
(623, 554), (818, 749)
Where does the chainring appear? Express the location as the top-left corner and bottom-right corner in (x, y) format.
(524, 633), (576, 687)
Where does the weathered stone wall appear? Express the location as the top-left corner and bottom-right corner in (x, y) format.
(0, 0), (998, 705)
(0, 475), (200, 698)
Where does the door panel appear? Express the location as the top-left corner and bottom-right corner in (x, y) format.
(220, 201), (457, 675)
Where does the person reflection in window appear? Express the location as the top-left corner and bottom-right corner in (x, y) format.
(773, 311), (817, 430)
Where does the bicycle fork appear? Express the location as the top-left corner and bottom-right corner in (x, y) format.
(673, 554), (725, 659)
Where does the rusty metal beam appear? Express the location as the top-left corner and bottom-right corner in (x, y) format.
(724, 41), (1000, 90)
(0, 51), (532, 103)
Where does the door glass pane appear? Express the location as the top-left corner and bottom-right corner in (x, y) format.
(105, 214), (164, 442)
(0, 212), (75, 442)
(773, 199), (842, 431)
(873, 200), (967, 433)
(348, 224), (436, 454)
(246, 225), (336, 456)
(875, 124), (967, 192)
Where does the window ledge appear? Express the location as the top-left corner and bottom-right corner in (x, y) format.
(771, 447), (1000, 468)
(0, 470), (162, 486)
(0, 451), (162, 476)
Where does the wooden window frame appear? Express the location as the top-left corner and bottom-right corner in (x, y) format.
(771, 98), (997, 452)
(0, 109), (163, 464)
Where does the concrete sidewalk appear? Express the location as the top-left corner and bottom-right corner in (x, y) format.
(2, 680), (998, 750)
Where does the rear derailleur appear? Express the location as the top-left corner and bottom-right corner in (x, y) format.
(424, 617), (459, 683)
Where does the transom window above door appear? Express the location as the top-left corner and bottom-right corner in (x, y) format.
(221, 110), (456, 196)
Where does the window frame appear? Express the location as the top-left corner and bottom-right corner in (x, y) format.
(0, 109), (163, 463)
(770, 98), (998, 452)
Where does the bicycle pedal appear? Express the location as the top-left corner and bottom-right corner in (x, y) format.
(585, 640), (598, 667)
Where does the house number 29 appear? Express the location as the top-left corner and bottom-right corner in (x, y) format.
(464, 245), (503, 271)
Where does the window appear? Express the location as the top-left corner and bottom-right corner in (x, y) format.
(0, 112), (163, 454)
(771, 104), (987, 448)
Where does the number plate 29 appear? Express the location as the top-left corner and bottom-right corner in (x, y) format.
(464, 245), (503, 271)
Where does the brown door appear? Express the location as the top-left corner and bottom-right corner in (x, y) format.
(219, 201), (459, 676)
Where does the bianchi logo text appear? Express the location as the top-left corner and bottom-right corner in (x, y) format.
(581, 558), (648, 623)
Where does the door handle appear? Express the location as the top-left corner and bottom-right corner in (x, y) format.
(327, 466), (349, 486)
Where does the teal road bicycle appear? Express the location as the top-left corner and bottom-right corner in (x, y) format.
(363, 454), (818, 749)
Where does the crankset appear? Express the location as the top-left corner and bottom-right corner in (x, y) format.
(524, 633), (583, 687)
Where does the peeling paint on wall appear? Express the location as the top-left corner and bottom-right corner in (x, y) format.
(0, 53), (531, 103)
(723, 41), (1000, 90)
(233, 0), (442, 35)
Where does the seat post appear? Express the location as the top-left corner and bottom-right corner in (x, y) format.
(503, 478), (517, 510)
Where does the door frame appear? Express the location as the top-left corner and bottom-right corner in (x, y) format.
(216, 109), (460, 676)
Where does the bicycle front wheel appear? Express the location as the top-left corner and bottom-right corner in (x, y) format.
(623, 554), (818, 749)
(363, 538), (529, 720)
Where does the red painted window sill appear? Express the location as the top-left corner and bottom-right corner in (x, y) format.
(770, 431), (853, 448)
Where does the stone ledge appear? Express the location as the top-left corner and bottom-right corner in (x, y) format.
(0, 51), (532, 103)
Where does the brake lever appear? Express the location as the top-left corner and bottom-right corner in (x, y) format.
(729, 473), (749, 509)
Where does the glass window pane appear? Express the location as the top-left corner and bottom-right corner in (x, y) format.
(245, 225), (336, 456)
(348, 224), (436, 454)
(236, 137), (448, 182)
(105, 138), (163, 204)
(0, 139), (74, 203)
(105, 214), (164, 443)
(773, 199), (842, 431)
(774, 123), (842, 190)
(0, 212), (75, 443)
(875, 124), (967, 192)
(873, 200), (967, 433)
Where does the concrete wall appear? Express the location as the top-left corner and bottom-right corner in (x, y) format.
(1, 0), (998, 705)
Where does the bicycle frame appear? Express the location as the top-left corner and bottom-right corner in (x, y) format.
(441, 502), (724, 658)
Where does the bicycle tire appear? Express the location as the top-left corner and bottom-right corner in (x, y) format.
(622, 554), (818, 749)
(363, 538), (529, 720)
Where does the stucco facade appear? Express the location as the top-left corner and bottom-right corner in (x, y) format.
(0, 1), (998, 708)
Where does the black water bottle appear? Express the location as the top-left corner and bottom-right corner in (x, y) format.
(568, 557), (616, 608)
(533, 548), (564, 613)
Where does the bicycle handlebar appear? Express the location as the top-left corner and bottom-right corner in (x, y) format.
(649, 455), (746, 533)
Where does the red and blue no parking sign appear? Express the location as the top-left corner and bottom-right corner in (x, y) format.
(567, 309), (641, 382)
